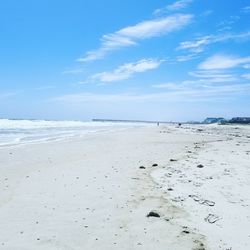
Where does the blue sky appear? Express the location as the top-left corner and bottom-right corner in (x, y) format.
(1, 0), (250, 121)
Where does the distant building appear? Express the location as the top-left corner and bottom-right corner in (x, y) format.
(229, 117), (250, 124)
(203, 117), (225, 124)
(186, 121), (201, 124)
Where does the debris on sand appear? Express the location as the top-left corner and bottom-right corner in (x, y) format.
(170, 159), (177, 162)
(131, 177), (140, 180)
(146, 211), (160, 218)
(197, 164), (204, 168)
(171, 196), (185, 202)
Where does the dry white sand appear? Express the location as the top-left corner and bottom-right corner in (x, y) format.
(0, 125), (249, 250)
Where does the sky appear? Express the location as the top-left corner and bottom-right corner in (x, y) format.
(0, 0), (250, 122)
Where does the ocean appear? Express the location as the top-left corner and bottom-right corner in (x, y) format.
(0, 119), (142, 147)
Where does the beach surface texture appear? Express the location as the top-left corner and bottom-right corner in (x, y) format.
(0, 124), (250, 250)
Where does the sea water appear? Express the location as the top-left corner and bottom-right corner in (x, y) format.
(0, 119), (141, 147)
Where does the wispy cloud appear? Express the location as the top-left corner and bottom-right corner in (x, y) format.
(52, 82), (250, 104)
(177, 32), (250, 53)
(217, 15), (240, 32)
(242, 6), (250, 13)
(154, 0), (193, 15)
(198, 54), (250, 70)
(91, 58), (163, 82)
(178, 35), (211, 53)
(0, 92), (18, 100)
(36, 85), (55, 91)
(243, 64), (250, 69)
(242, 73), (250, 79)
(176, 53), (198, 62)
(185, 77), (237, 84)
(152, 82), (183, 90)
(188, 70), (238, 82)
(152, 70), (239, 93)
(77, 81), (89, 85)
(200, 10), (213, 17)
(77, 14), (193, 62)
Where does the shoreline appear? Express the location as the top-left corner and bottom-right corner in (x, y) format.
(0, 125), (249, 249)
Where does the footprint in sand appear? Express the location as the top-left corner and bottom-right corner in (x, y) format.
(189, 195), (215, 206)
(205, 214), (221, 224)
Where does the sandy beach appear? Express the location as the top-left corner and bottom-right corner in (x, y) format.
(0, 124), (250, 250)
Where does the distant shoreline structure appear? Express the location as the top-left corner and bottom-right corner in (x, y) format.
(93, 117), (250, 125)
(92, 119), (176, 124)
(201, 117), (250, 125)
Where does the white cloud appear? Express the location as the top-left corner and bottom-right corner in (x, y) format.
(92, 59), (163, 82)
(178, 32), (250, 53)
(198, 54), (250, 70)
(77, 14), (193, 62)
(154, 0), (193, 15)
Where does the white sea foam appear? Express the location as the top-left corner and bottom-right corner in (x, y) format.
(0, 119), (145, 147)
